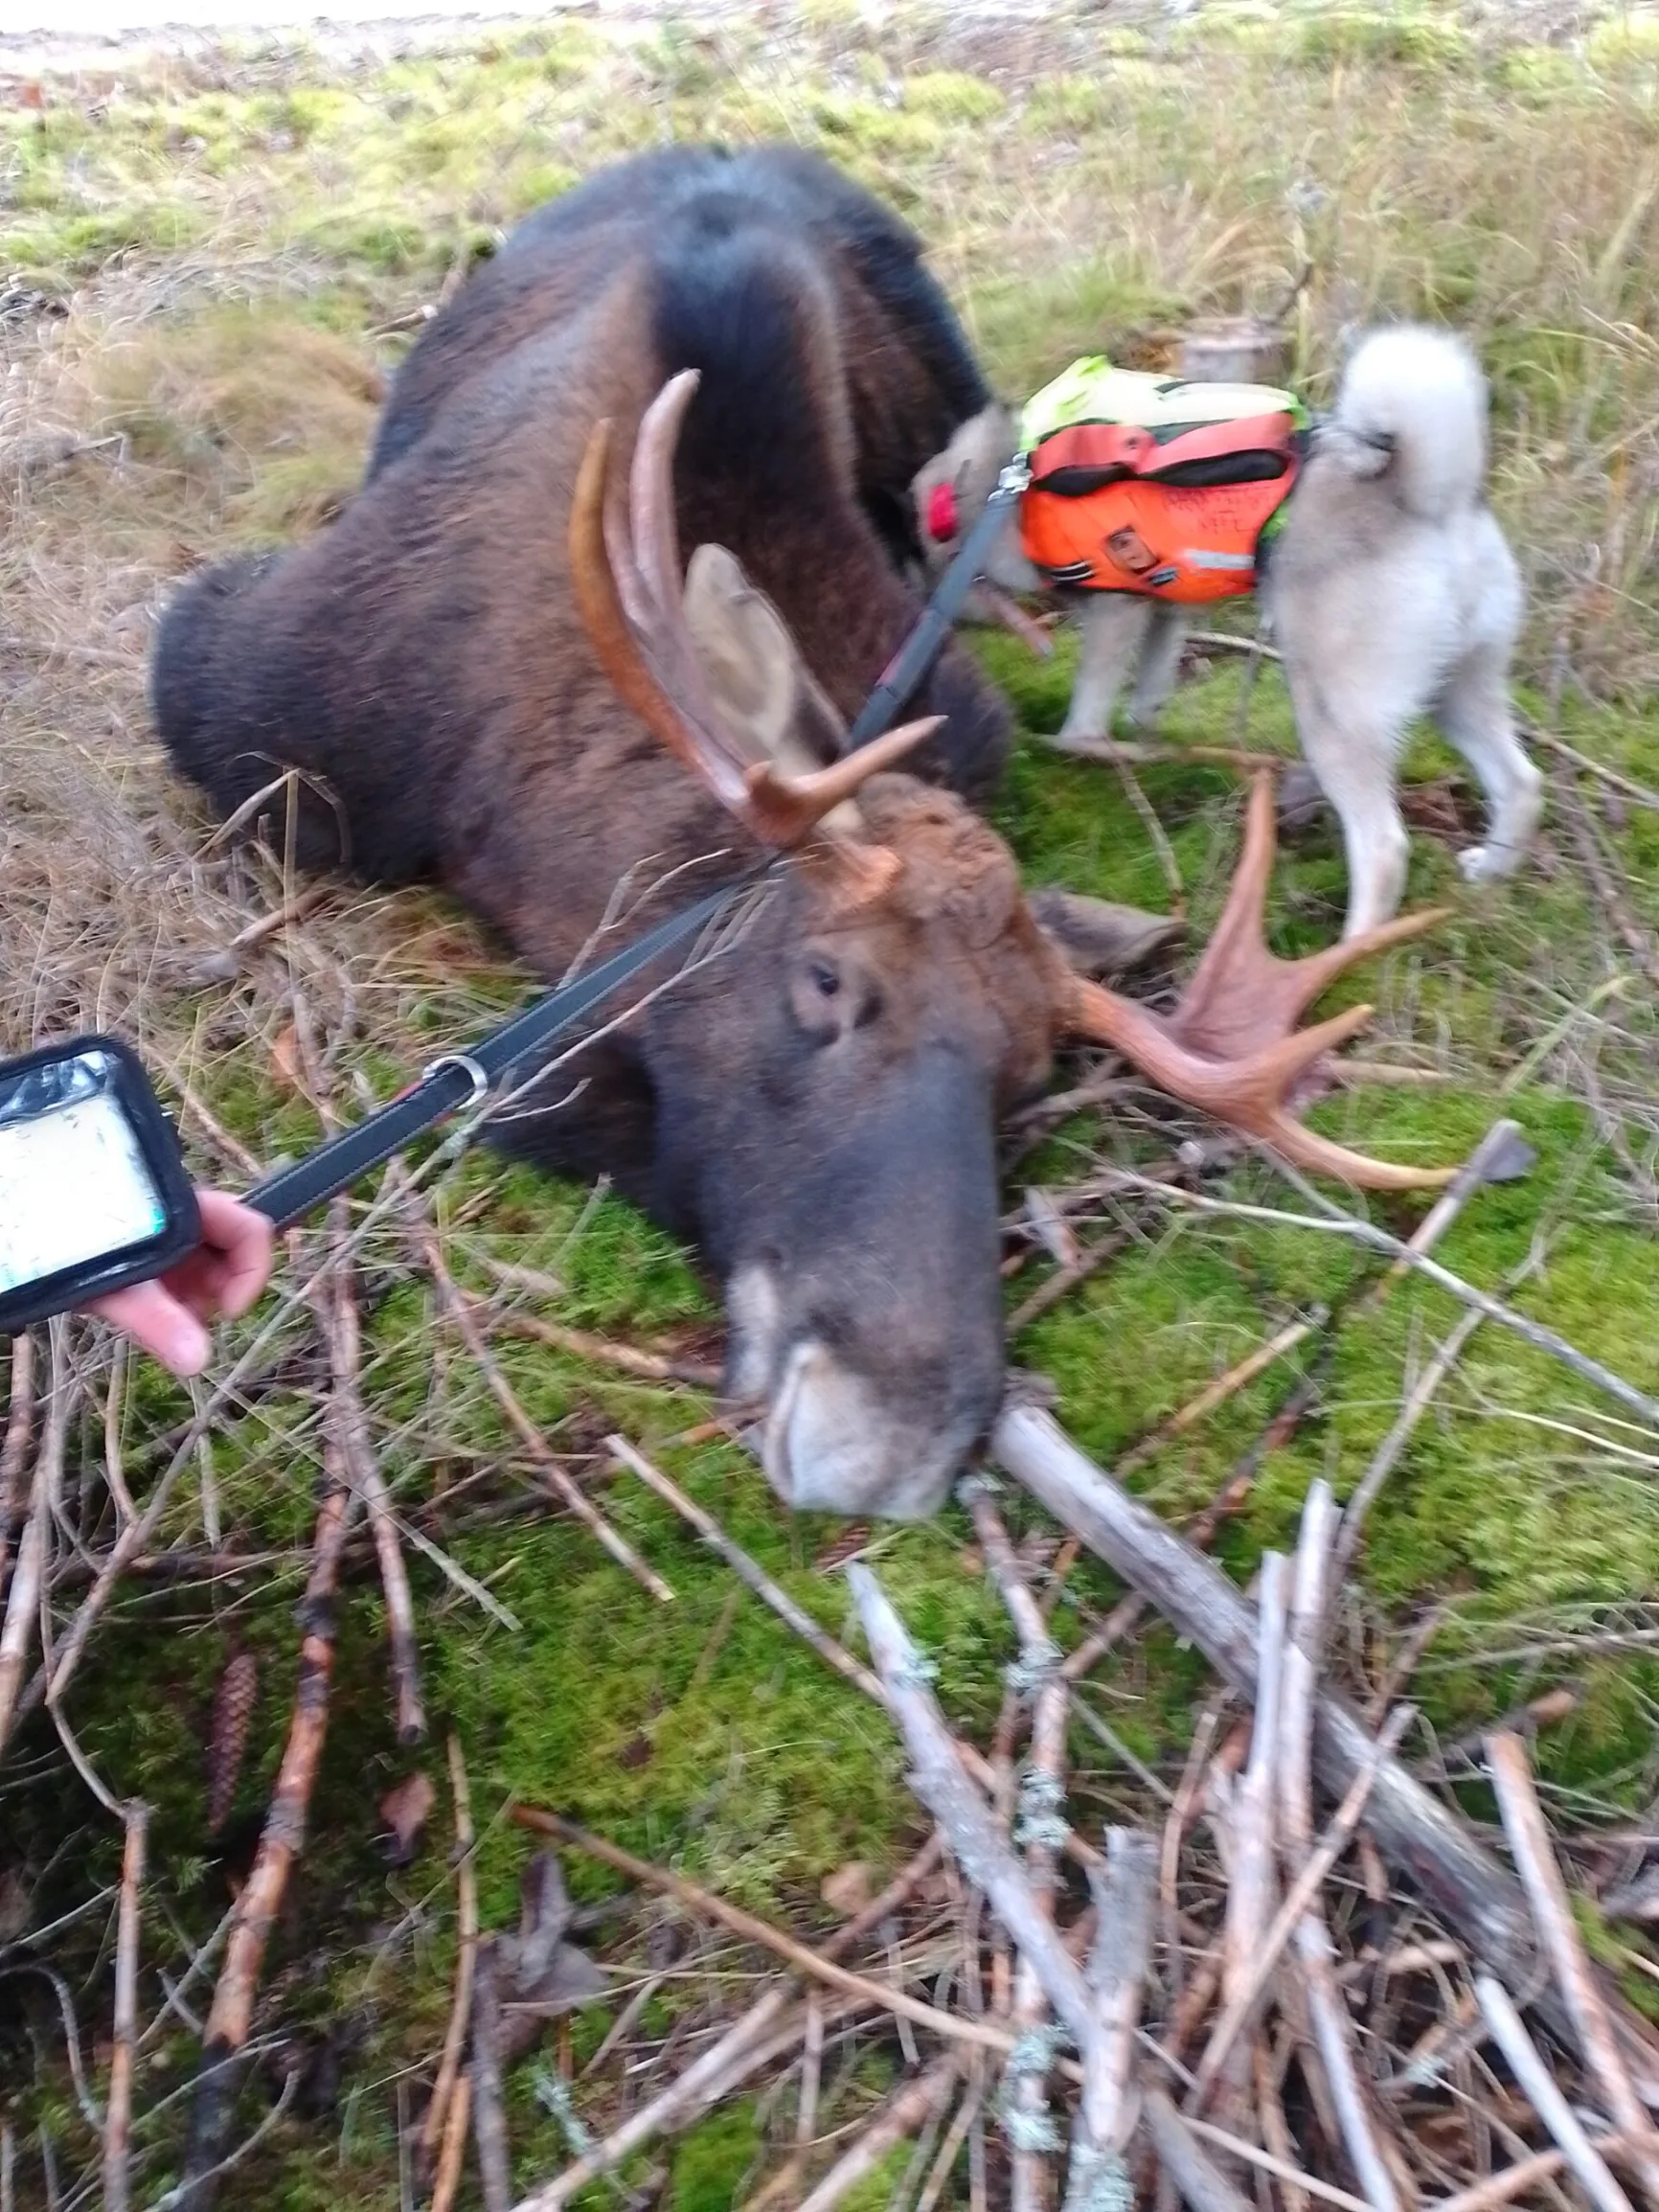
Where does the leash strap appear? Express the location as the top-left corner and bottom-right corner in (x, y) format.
(844, 459), (1029, 752)
(245, 876), (758, 1231)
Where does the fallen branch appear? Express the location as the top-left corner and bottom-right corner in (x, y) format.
(1282, 1484), (1404, 2208)
(182, 1448), (356, 2203)
(102, 1799), (148, 2212)
(325, 1209), (425, 1744)
(1474, 1973), (1634, 2212)
(846, 1565), (1113, 2138)
(0, 1333), (36, 1577)
(422, 1732), (480, 2168)
(494, 1309), (721, 1389)
(0, 1330), (66, 1758)
(1141, 2089), (1254, 2212)
(1486, 1728), (1659, 2193)
(963, 1480), (1066, 2205)
(1066, 1829), (1155, 2208)
(471, 1937), (512, 2212)
(1190, 1699), (1414, 2108)
(796, 2056), (960, 2212)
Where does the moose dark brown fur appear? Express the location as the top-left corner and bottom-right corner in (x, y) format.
(152, 146), (1449, 1520)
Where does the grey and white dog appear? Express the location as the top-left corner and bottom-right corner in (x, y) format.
(915, 326), (1543, 938)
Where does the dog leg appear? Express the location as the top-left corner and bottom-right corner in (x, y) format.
(1126, 604), (1188, 726)
(1436, 647), (1543, 883)
(1054, 594), (1151, 747)
(1287, 673), (1412, 938)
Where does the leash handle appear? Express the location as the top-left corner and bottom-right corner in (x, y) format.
(845, 459), (1028, 753)
(245, 878), (756, 1231)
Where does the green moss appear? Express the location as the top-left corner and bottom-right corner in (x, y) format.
(901, 70), (1007, 122)
(667, 2100), (763, 2210)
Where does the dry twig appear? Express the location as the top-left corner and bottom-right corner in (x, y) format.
(1486, 1728), (1659, 2196)
(102, 1799), (148, 2212)
(423, 1732), (480, 2168)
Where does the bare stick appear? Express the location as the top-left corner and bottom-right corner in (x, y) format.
(1528, 724), (1659, 810)
(1277, 1482), (1400, 2212)
(325, 1211), (425, 1743)
(494, 1310), (721, 1390)
(513, 1804), (1064, 2073)
(1436, 2139), (1640, 2212)
(1118, 1311), (1325, 1478)
(0, 1333), (36, 1577)
(1177, 2117), (1373, 2212)
(1066, 1829), (1155, 2207)
(1092, 1163), (1659, 1432)
(1216, 1551), (1285, 2117)
(429, 2071), (471, 2212)
(471, 1938), (511, 2212)
(845, 1567), (1109, 2114)
(1474, 1973), (1634, 2212)
(609, 1437), (874, 1692)
(1141, 2090), (1254, 2212)
(0, 1331), (65, 1757)
(1486, 1728), (1659, 2191)
(401, 1193), (673, 1603)
(963, 1481), (1065, 2206)
(1190, 1701), (1414, 2107)
(796, 1998), (823, 2149)
(1334, 1303), (1486, 1583)
(422, 1732), (480, 2166)
(1037, 733), (1284, 776)
(102, 1800), (148, 2212)
(795, 2056), (960, 2212)
(916, 2071), (984, 2212)
(183, 1458), (355, 2201)
(511, 1838), (944, 2209)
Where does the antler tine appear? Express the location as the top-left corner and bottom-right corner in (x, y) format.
(1062, 974), (1454, 1189)
(630, 369), (693, 634)
(1178, 771), (1280, 1013)
(571, 415), (755, 818)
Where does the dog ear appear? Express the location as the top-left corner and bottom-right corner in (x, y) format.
(1316, 421), (1397, 479)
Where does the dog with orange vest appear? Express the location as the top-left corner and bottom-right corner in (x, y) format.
(915, 326), (1543, 940)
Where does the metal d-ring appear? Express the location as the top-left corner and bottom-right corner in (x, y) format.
(422, 1053), (491, 1112)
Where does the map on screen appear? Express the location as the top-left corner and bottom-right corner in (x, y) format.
(0, 1088), (167, 1296)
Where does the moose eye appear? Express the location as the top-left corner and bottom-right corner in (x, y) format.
(810, 961), (840, 1000)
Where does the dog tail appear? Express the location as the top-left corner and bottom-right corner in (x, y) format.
(1328, 325), (1489, 522)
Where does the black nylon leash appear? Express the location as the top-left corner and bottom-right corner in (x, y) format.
(245, 875), (761, 1231)
(844, 457), (1028, 752)
(239, 456), (1021, 1233)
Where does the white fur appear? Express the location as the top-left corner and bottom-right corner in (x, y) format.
(914, 328), (1543, 939)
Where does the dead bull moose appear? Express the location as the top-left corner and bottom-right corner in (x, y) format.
(150, 145), (1450, 1521)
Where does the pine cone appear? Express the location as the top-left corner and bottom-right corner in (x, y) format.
(206, 1646), (259, 1836)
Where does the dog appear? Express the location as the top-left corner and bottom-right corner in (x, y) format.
(913, 327), (1544, 939)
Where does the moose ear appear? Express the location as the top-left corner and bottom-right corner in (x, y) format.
(682, 542), (847, 782)
(1028, 888), (1186, 979)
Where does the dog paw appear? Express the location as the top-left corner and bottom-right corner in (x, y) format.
(1457, 842), (1519, 884)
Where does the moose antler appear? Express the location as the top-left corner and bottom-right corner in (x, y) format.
(1057, 778), (1455, 1190)
(571, 370), (940, 855)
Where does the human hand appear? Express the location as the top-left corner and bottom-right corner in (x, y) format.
(85, 1192), (275, 1377)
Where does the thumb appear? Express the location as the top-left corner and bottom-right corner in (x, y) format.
(86, 1281), (212, 1378)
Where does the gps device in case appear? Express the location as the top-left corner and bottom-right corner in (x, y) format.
(0, 1036), (201, 1334)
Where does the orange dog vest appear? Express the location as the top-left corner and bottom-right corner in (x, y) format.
(1015, 360), (1307, 606)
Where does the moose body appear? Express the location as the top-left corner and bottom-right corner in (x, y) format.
(153, 146), (1044, 1517)
(153, 146), (1452, 1521)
